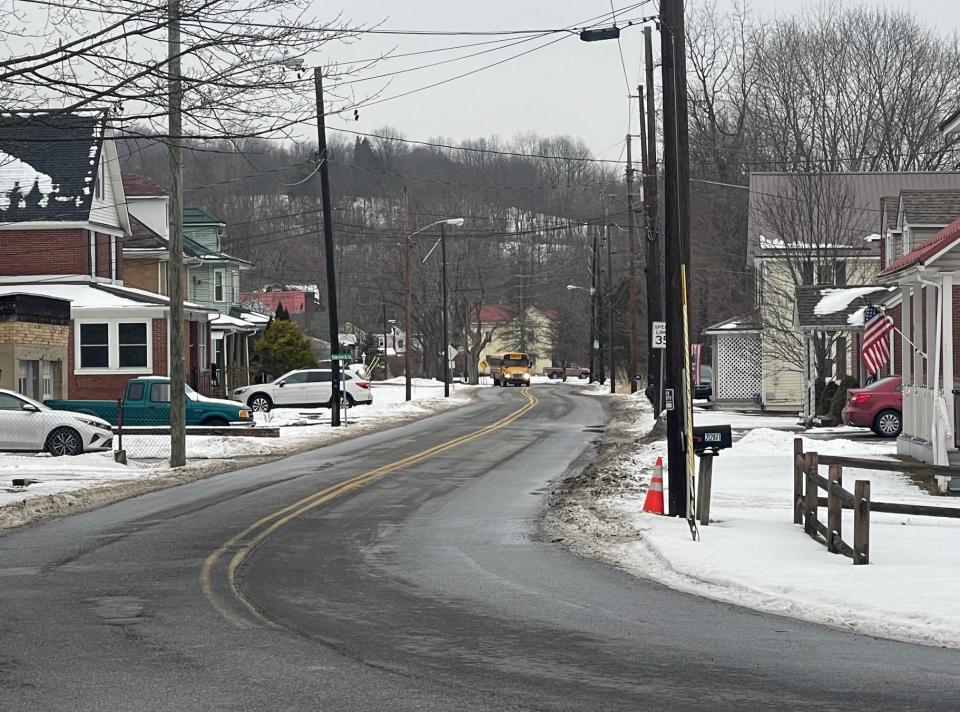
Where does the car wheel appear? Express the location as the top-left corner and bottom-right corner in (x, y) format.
(549, 373), (559, 380)
(45, 427), (83, 456)
(578, 373), (588, 380)
(873, 409), (902, 438)
(248, 393), (272, 412)
(204, 417), (230, 427)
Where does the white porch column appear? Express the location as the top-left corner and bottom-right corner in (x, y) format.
(902, 284), (912, 387)
(926, 284), (937, 388)
(914, 281), (924, 386)
(943, 274), (955, 450)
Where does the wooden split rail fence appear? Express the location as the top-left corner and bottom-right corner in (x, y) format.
(793, 438), (960, 565)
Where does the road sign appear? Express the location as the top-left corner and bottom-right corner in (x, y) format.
(652, 321), (666, 349)
(331, 353), (352, 361)
(665, 388), (675, 411)
(447, 345), (459, 361)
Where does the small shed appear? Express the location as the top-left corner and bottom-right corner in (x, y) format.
(704, 311), (763, 409)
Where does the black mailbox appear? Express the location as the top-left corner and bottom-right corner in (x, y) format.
(693, 424), (732, 454)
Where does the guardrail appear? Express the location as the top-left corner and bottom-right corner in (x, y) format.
(792, 438), (960, 565)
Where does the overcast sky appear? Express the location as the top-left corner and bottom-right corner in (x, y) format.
(314, 0), (960, 160)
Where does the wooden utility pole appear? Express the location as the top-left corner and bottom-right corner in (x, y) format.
(625, 135), (638, 394)
(167, 0), (186, 468)
(604, 190), (616, 394)
(661, 0), (693, 517)
(644, 25), (664, 415)
(589, 227), (599, 382)
(402, 187), (413, 401)
(314, 66), (342, 427)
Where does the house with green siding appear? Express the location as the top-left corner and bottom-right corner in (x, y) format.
(183, 207), (259, 392)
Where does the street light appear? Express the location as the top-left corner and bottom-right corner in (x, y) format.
(418, 218), (465, 398)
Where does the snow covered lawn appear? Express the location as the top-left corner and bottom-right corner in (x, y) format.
(551, 400), (960, 649)
(0, 378), (479, 530)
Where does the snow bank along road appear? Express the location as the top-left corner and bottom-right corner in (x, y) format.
(1, 386), (958, 711)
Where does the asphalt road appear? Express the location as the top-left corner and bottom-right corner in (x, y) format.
(1, 385), (958, 711)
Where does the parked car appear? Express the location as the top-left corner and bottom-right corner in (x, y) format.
(546, 364), (590, 380)
(0, 388), (113, 456)
(231, 368), (372, 412)
(694, 365), (713, 401)
(842, 376), (902, 437)
(45, 377), (252, 426)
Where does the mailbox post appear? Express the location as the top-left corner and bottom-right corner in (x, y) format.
(692, 424), (732, 526)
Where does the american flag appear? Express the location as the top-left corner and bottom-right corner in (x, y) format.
(861, 304), (894, 375)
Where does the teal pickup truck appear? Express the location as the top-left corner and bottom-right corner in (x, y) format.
(45, 377), (253, 427)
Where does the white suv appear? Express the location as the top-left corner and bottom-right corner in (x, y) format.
(231, 369), (372, 412)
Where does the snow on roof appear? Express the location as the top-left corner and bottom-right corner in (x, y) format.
(0, 282), (210, 312)
(813, 287), (890, 316)
(210, 313), (259, 330)
(0, 112), (106, 222)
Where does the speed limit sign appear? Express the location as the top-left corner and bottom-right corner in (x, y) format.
(652, 321), (666, 349)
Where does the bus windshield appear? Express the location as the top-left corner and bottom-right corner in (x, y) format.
(503, 356), (530, 367)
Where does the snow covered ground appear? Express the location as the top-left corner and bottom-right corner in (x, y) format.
(548, 397), (960, 649)
(0, 378), (479, 530)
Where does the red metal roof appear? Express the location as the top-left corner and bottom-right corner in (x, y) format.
(881, 217), (960, 276)
(475, 304), (515, 324)
(122, 173), (169, 196)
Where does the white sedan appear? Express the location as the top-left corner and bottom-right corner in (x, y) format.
(0, 389), (114, 456)
(231, 368), (373, 412)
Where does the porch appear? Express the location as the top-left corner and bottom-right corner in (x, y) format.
(879, 217), (960, 466)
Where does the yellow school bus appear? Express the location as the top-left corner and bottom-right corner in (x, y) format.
(489, 352), (532, 387)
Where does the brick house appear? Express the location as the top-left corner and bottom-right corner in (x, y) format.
(0, 294), (70, 399)
(0, 111), (214, 399)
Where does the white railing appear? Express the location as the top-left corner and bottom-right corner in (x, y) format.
(903, 385), (934, 441)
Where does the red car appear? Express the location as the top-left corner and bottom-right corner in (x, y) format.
(841, 376), (902, 437)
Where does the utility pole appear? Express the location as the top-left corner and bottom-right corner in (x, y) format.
(604, 191), (616, 394)
(402, 187), (413, 402)
(313, 66), (341, 426)
(589, 227), (599, 382)
(381, 294), (389, 380)
(167, 0), (186, 468)
(644, 25), (664, 416)
(440, 222), (451, 398)
(661, 0), (693, 518)
(625, 135), (639, 394)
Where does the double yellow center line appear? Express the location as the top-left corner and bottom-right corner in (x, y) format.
(201, 388), (538, 627)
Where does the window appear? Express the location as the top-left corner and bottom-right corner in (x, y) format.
(281, 372), (309, 384)
(0, 393), (26, 410)
(18, 360), (39, 400)
(800, 261), (814, 285)
(94, 161), (105, 200)
(150, 382), (170, 402)
(214, 270), (225, 302)
(89, 231), (97, 278)
(307, 371), (332, 383)
(75, 320), (152, 373)
(127, 382), (145, 401)
(118, 323), (148, 368)
(80, 324), (110, 368)
(41, 361), (61, 399)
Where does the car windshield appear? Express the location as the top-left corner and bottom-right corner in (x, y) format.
(864, 376), (898, 390)
(504, 357), (529, 367)
(185, 384), (199, 401)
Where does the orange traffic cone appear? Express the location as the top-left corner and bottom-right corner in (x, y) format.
(642, 457), (665, 515)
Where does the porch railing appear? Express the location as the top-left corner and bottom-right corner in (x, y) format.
(903, 385), (933, 442)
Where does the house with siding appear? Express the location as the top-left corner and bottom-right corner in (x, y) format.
(710, 171), (960, 413)
(0, 112), (214, 399)
(182, 207), (259, 392)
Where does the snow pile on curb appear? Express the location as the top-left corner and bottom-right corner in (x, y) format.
(0, 382), (479, 532)
(546, 401), (960, 649)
